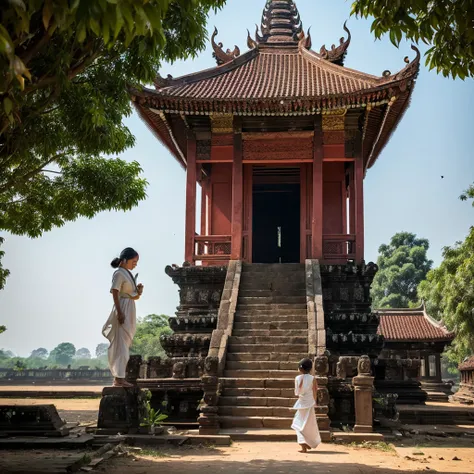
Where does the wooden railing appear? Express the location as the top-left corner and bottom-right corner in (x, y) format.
(323, 234), (356, 263)
(194, 235), (232, 262)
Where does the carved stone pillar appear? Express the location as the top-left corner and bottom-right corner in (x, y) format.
(315, 355), (331, 441)
(352, 355), (374, 433)
(198, 356), (220, 435)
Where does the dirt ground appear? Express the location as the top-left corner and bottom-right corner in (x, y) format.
(1, 396), (474, 473)
(100, 441), (474, 474)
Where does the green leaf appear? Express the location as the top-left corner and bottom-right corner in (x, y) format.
(3, 97), (13, 115)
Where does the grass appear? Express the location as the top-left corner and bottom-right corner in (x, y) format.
(136, 449), (169, 458)
(349, 441), (396, 453)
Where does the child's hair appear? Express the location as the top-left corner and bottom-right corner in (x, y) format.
(298, 358), (312, 373)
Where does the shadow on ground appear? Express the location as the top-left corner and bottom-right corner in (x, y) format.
(104, 455), (472, 474)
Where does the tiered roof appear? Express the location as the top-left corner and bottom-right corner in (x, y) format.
(377, 305), (454, 343)
(133, 0), (419, 169)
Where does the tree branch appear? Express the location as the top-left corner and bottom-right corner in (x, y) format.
(0, 152), (67, 194)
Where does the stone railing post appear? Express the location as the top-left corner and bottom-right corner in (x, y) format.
(198, 356), (220, 434)
(315, 354), (331, 441)
(352, 355), (374, 433)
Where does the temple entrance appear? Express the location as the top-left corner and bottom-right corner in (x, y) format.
(252, 167), (300, 263)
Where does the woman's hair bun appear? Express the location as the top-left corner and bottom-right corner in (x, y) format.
(110, 257), (122, 268)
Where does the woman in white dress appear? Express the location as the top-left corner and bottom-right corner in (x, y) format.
(291, 358), (321, 453)
(102, 248), (144, 387)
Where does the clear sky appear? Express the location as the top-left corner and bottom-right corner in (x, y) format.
(1, 0), (473, 356)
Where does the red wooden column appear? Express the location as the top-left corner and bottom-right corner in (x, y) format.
(185, 132), (197, 264)
(231, 118), (243, 260)
(200, 173), (209, 236)
(311, 120), (324, 260)
(354, 156), (364, 263)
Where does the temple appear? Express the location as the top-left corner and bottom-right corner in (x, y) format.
(122, 0), (423, 437)
(377, 305), (454, 403)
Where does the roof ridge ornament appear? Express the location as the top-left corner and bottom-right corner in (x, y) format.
(394, 45), (421, 81)
(211, 27), (241, 66)
(319, 21), (351, 66)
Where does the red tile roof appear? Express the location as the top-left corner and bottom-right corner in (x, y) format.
(377, 306), (454, 342)
(133, 0), (419, 169)
(459, 356), (474, 371)
(134, 47), (418, 115)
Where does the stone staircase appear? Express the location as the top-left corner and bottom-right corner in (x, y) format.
(218, 263), (308, 429)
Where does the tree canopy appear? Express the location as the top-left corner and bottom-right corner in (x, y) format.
(419, 231), (474, 363)
(95, 342), (109, 358)
(351, 0), (474, 79)
(75, 347), (91, 359)
(371, 232), (433, 308)
(131, 313), (171, 359)
(0, 0), (226, 289)
(49, 342), (76, 366)
(30, 347), (48, 359)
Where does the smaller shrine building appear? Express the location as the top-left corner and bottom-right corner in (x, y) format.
(378, 305), (455, 401)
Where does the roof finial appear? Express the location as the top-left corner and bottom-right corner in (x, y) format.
(211, 27), (240, 66)
(256, 0), (303, 46)
(319, 21), (351, 66)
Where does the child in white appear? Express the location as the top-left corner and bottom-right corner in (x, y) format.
(291, 358), (321, 453)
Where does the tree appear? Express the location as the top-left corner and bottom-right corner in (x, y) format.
(371, 232), (433, 308)
(95, 342), (109, 358)
(131, 314), (171, 359)
(75, 347), (91, 359)
(419, 228), (474, 363)
(30, 347), (48, 359)
(0, 0), (226, 289)
(351, 0), (474, 79)
(50, 342), (76, 366)
(0, 325), (6, 335)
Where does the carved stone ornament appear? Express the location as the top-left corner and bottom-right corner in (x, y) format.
(358, 355), (371, 376)
(211, 27), (240, 66)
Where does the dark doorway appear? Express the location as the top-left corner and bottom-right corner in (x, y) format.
(252, 183), (300, 263)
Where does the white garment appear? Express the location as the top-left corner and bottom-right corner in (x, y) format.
(291, 374), (321, 448)
(102, 268), (137, 379)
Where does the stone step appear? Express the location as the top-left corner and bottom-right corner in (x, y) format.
(226, 361), (300, 371)
(233, 321), (307, 330)
(228, 343), (308, 353)
(222, 387), (295, 398)
(229, 336), (307, 345)
(235, 310), (307, 317)
(232, 329), (306, 337)
(242, 263), (305, 272)
(221, 378), (294, 389)
(219, 416), (293, 429)
(235, 316), (307, 324)
(224, 369), (296, 378)
(238, 296), (306, 305)
(238, 289), (306, 297)
(220, 428), (297, 441)
(237, 304), (307, 311)
(219, 396), (296, 407)
(226, 352), (307, 362)
(219, 406), (294, 417)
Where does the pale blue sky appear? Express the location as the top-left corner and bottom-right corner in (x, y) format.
(1, 0), (473, 356)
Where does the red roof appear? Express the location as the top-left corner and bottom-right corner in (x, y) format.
(459, 356), (474, 371)
(133, 0), (419, 169)
(377, 306), (454, 343)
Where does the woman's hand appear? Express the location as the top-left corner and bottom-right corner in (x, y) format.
(117, 311), (125, 325)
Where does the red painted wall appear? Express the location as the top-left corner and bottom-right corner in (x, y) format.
(323, 162), (345, 235)
(210, 163), (232, 235)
